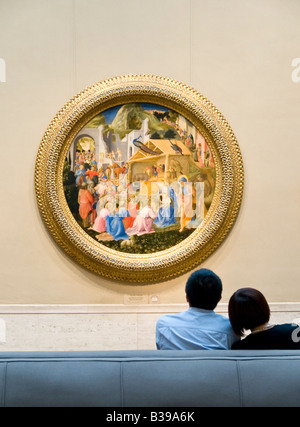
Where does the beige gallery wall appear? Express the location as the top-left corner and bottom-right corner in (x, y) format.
(0, 0), (299, 305)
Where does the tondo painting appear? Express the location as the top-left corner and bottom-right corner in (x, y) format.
(35, 74), (243, 282)
(63, 102), (216, 254)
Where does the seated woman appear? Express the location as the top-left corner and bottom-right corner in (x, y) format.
(228, 288), (300, 349)
(154, 184), (176, 228)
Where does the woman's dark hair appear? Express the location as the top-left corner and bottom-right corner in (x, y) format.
(185, 269), (222, 310)
(228, 288), (270, 336)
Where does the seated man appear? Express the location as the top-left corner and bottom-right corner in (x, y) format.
(156, 268), (239, 350)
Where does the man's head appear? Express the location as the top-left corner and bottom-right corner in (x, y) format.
(185, 268), (222, 310)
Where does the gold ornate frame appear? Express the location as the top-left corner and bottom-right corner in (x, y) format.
(35, 74), (244, 283)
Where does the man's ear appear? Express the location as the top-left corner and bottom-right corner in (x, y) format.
(215, 294), (222, 306)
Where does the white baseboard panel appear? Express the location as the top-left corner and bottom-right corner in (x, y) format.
(0, 303), (298, 351)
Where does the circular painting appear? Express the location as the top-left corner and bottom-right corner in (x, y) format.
(35, 74), (244, 283)
(64, 102), (215, 255)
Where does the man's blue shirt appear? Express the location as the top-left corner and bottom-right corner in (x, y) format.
(156, 307), (239, 350)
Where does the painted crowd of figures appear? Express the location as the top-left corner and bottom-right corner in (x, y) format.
(72, 152), (204, 243)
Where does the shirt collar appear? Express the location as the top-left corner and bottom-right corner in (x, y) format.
(188, 306), (214, 314)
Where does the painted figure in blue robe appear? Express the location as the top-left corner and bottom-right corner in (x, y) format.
(154, 185), (177, 228)
(105, 208), (129, 241)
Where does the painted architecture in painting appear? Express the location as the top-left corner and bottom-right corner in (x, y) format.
(63, 103), (215, 253)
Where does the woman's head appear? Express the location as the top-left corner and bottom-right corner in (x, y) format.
(228, 288), (270, 336)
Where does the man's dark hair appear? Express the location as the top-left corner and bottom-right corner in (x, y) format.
(185, 269), (222, 310)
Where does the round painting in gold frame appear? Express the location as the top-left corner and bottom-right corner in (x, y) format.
(34, 74), (244, 283)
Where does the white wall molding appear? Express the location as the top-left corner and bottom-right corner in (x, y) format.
(0, 303), (299, 351)
(0, 302), (299, 314)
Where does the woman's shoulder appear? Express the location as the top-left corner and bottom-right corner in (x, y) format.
(231, 323), (300, 350)
(272, 323), (300, 338)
